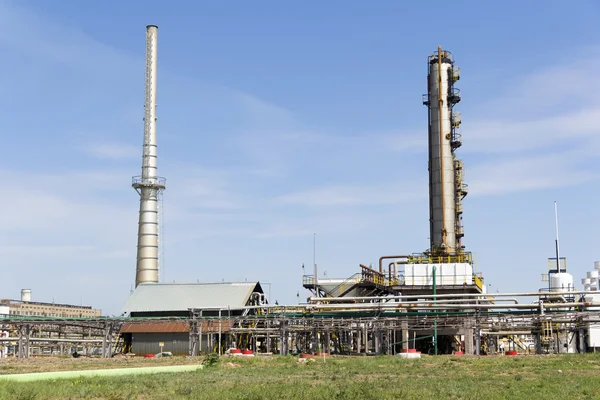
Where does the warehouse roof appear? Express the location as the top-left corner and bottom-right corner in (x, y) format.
(120, 282), (263, 314)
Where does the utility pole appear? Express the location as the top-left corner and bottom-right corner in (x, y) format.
(313, 233), (318, 298)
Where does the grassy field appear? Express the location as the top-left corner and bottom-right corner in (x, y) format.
(0, 354), (600, 399)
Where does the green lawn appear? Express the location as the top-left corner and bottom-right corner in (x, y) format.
(1, 354), (600, 399)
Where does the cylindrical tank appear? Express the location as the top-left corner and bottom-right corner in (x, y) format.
(21, 289), (31, 302)
(584, 278), (592, 286)
(427, 49), (456, 253)
(550, 273), (574, 292)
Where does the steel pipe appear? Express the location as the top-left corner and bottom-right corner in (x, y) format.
(378, 255), (409, 274)
(309, 290), (593, 303)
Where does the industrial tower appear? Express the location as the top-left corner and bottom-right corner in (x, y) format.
(423, 46), (467, 255)
(303, 46), (483, 302)
(132, 25), (166, 287)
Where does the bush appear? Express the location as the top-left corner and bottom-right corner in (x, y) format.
(202, 353), (220, 367)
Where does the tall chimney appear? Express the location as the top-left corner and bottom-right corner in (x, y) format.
(132, 25), (165, 287)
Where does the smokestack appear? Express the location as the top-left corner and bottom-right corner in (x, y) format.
(423, 47), (466, 254)
(21, 289), (31, 302)
(133, 25), (165, 287)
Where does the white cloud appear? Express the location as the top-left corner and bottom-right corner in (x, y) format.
(468, 151), (598, 197)
(81, 142), (140, 160)
(277, 184), (425, 207)
(465, 107), (600, 154)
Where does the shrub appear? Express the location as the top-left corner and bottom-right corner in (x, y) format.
(202, 353), (220, 367)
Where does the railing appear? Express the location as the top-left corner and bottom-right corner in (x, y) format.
(409, 252), (473, 264)
(451, 66), (460, 81)
(452, 112), (462, 126)
(428, 49), (453, 64)
(422, 94), (429, 105)
(360, 265), (390, 288)
(547, 257), (567, 271)
(404, 275), (472, 286)
(448, 88), (461, 103)
(327, 274), (361, 297)
(302, 275), (314, 285)
(132, 176), (166, 189)
(473, 274), (484, 291)
(451, 133), (462, 147)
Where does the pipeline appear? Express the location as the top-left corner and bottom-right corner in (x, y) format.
(378, 255), (410, 274)
(305, 301), (598, 312)
(0, 337), (103, 343)
(309, 290), (595, 303)
(0, 364), (203, 382)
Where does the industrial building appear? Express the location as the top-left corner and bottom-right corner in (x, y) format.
(0, 289), (101, 319)
(120, 282), (265, 355)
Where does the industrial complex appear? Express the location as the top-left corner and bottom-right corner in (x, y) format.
(2, 25), (600, 360)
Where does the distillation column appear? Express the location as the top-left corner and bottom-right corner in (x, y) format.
(132, 25), (166, 287)
(424, 47), (466, 254)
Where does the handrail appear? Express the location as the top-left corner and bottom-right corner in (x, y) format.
(448, 88), (461, 103)
(132, 175), (166, 188)
(326, 274), (361, 298)
(302, 275), (314, 285)
(409, 253), (473, 264)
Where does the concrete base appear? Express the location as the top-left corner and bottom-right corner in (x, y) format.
(397, 352), (421, 359)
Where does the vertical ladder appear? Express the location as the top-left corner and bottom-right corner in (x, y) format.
(542, 320), (553, 343)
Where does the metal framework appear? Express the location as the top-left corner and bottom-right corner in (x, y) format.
(2, 290), (599, 358)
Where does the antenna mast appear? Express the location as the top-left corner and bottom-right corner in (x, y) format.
(554, 201), (561, 273)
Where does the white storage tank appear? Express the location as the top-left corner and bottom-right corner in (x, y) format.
(21, 289), (31, 302)
(550, 273), (574, 292)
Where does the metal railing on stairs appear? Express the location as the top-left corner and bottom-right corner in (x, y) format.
(324, 274), (362, 298)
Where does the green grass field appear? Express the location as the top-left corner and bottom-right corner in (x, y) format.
(1, 354), (600, 399)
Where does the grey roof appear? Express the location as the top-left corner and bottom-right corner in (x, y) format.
(121, 282), (262, 314)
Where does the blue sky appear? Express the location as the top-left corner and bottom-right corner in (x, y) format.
(1, 0), (599, 314)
